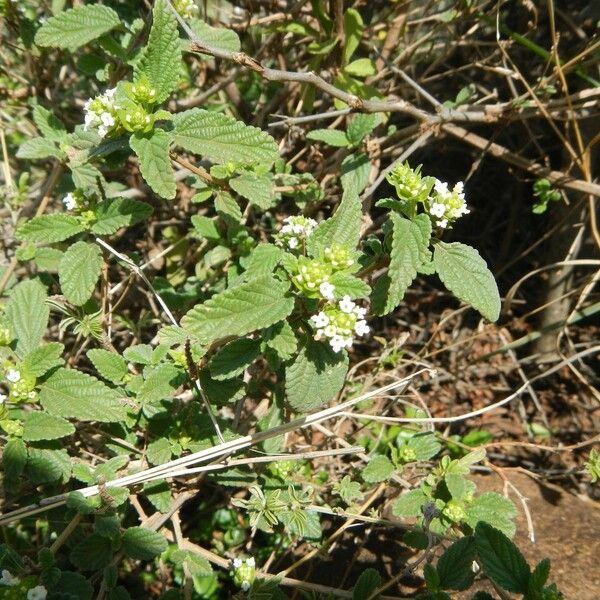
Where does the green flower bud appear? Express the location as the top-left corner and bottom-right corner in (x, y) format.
(386, 162), (434, 203)
(0, 326), (12, 346)
(442, 499), (466, 523)
(231, 557), (256, 591)
(121, 105), (153, 133)
(291, 257), (334, 299)
(321, 243), (355, 271)
(398, 446), (417, 463)
(129, 77), (158, 105)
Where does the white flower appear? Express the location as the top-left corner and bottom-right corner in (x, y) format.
(330, 335), (349, 353)
(339, 296), (356, 313)
(232, 558), (242, 568)
(0, 570), (20, 586)
(27, 585), (48, 600)
(319, 281), (336, 300)
(311, 312), (330, 328)
(433, 179), (449, 195)
(436, 219), (448, 228)
(429, 202), (446, 218)
(62, 193), (78, 210)
(287, 237), (299, 249)
(246, 557), (255, 567)
(354, 306), (367, 319)
(6, 369), (20, 383)
(354, 320), (370, 336)
(0, 393), (7, 404)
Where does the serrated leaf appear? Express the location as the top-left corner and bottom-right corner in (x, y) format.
(362, 454), (395, 483)
(91, 197), (153, 234)
(214, 190), (242, 222)
(32, 104), (67, 142)
(134, 0), (181, 102)
(123, 344), (153, 364)
(143, 480), (171, 513)
(173, 108), (279, 165)
(39, 367), (127, 422)
(122, 527), (168, 560)
(16, 214), (86, 244)
(34, 247), (63, 272)
(433, 242), (500, 321)
(329, 271), (371, 299)
(407, 432), (441, 461)
(436, 536), (476, 590)
(137, 363), (181, 405)
(87, 349), (128, 384)
(344, 57), (376, 77)
(263, 320), (297, 360)
(22, 343), (64, 377)
(242, 244), (284, 280)
(181, 276), (294, 344)
(146, 438), (172, 466)
(529, 559), (551, 593)
(474, 522), (530, 593)
(392, 489), (428, 517)
(71, 162), (106, 195)
(230, 173), (275, 210)
(285, 339), (348, 412)
(35, 4), (121, 50)
(465, 492), (517, 538)
(59, 241), (103, 306)
(22, 412), (75, 442)
(130, 130), (176, 199)
(56, 572), (94, 600)
(198, 369), (245, 405)
(3, 438), (27, 480)
(5, 279), (49, 356)
(308, 185), (362, 255)
(188, 18), (240, 53)
(343, 8), (363, 64)
(341, 151), (370, 193)
(445, 473), (476, 501)
(209, 337), (260, 380)
(27, 447), (71, 484)
(353, 568), (381, 600)
(70, 534), (112, 571)
(16, 137), (63, 160)
(191, 215), (221, 240)
(346, 113), (378, 146)
(372, 214), (431, 315)
(306, 129), (350, 147)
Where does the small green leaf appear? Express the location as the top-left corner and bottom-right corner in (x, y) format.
(143, 480), (171, 513)
(188, 18), (241, 53)
(35, 5), (121, 51)
(353, 568), (381, 600)
(392, 489), (428, 517)
(214, 190), (242, 222)
(173, 108), (279, 166)
(345, 58), (376, 78)
(329, 271), (371, 299)
(130, 130), (176, 200)
(445, 473), (476, 501)
(146, 438), (172, 466)
(22, 412), (75, 442)
(59, 241), (103, 306)
(285, 339), (348, 412)
(181, 276), (294, 344)
(436, 536), (476, 590)
(16, 214), (86, 244)
(230, 173), (275, 210)
(32, 104), (67, 142)
(340, 152), (370, 193)
(17, 138), (63, 160)
(22, 343), (64, 377)
(263, 320), (298, 360)
(346, 113), (378, 146)
(27, 447), (71, 484)
(70, 534), (112, 571)
(306, 129), (350, 147)
(209, 338), (261, 380)
(343, 8), (363, 65)
(198, 370), (245, 406)
(528, 559), (551, 593)
(362, 455), (395, 483)
(407, 432), (441, 460)
(122, 527), (168, 560)
(3, 438), (27, 480)
(5, 279), (49, 356)
(91, 197), (153, 235)
(465, 492), (517, 538)
(191, 215), (221, 240)
(433, 242), (501, 322)
(474, 522), (530, 593)
(242, 244), (284, 280)
(87, 349), (128, 384)
(134, 0), (182, 102)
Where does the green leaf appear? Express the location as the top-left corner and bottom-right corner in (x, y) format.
(143, 480), (171, 513)
(59, 241), (103, 306)
(191, 215), (221, 240)
(243, 244), (284, 280)
(343, 8), (363, 64)
(329, 271), (371, 299)
(122, 527), (168, 560)
(209, 338), (261, 380)
(123, 344), (153, 365)
(445, 473), (476, 501)
(16, 214), (86, 244)
(134, 0), (181, 102)
(306, 129), (350, 147)
(308, 185), (362, 255)
(230, 173), (275, 210)
(407, 432), (441, 460)
(87, 349), (128, 384)
(35, 4), (121, 51)
(3, 438), (27, 480)
(433, 242), (501, 322)
(199, 370), (244, 405)
(285, 339), (348, 412)
(71, 162), (106, 195)
(372, 214), (431, 315)
(263, 320), (298, 360)
(27, 447), (71, 484)
(353, 568), (381, 600)
(32, 104), (67, 142)
(362, 455), (395, 483)
(22, 343), (64, 377)
(39, 367), (127, 422)
(188, 18), (240, 53)
(137, 363), (181, 405)
(341, 152), (370, 193)
(146, 438), (172, 466)
(70, 534), (112, 571)
(34, 247), (63, 272)
(56, 572), (94, 600)
(436, 536), (476, 590)
(172, 108), (279, 166)
(465, 492), (517, 538)
(181, 276), (294, 344)
(345, 58), (376, 77)
(5, 279), (49, 356)
(22, 412), (75, 442)
(130, 130), (176, 200)
(214, 190), (242, 222)
(528, 559), (551, 593)
(91, 197), (153, 234)
(346, 113), (378, 146)
(474, 522), (530, 593)
(16, 138), (63, 160)
(334, 475), (363, 505)
(392, 489), (428, 517)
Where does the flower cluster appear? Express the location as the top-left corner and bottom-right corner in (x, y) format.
(0, 569), (19, 586)
(83, 88), (118, 138)
(173, 0), (199, 19)
(292, 256), (335, 300)
(321, 243), (354, 271)
(386, 162), (434, 202)
(275, 215), (317, 251)
(426, 179), (469, 228)
(311, 295), (369, 353)
(231, 557), (256, 591)
(62, 189), (86, 211)
(2, 367), (37, 403)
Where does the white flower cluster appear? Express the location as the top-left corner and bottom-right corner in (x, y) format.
(427, 180), (470, 228)
(62, 192), (78, 210)
(27, 586), (48, 600)
(311, 295), (369, 353)
(276, 215), (317, 250)
(173, 0), (199, 18)
(0, 569), (19, 586)
(83, 88), (117, 138)
(231, 557), (255, 591)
